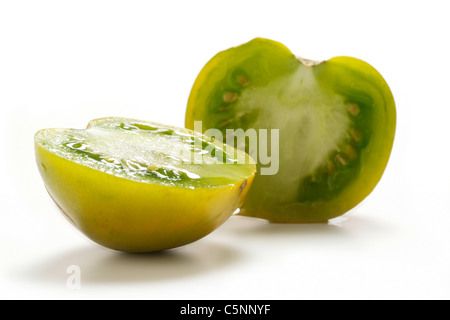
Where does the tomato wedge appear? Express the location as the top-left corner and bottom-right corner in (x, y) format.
(186, 38), (396, 223)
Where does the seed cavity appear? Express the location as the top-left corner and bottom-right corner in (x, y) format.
(347, 103), (361, 116)
(336, 154), (348, 166)
(345, 145), (357, 160)
(237, 75), (249, 87)
(351, 128), (363, 143)
(147, 165), (160, 171)
(102, 157), (119, 165)
(223, 92), (238, 103)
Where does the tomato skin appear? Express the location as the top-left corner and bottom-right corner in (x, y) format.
(186, 38), (396, 223)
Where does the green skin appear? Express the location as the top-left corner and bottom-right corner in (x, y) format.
(186, 38), (396, 223)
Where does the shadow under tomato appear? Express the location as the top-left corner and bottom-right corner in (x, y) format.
(221, 213), (352, 237)
(214, 211), (396, 249)
(26, 239), (241, 284)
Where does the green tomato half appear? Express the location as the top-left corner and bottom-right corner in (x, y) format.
(35, 117), (256, 252)
(186, 38), (396, 223)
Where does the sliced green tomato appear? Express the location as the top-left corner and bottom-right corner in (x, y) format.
(35, 117), (256, 252)
(186, 38), (396, 223)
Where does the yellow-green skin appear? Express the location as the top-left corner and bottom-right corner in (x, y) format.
(36, 136), (254, 253)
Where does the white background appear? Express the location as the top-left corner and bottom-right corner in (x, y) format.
(1, 0), (449, 300)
